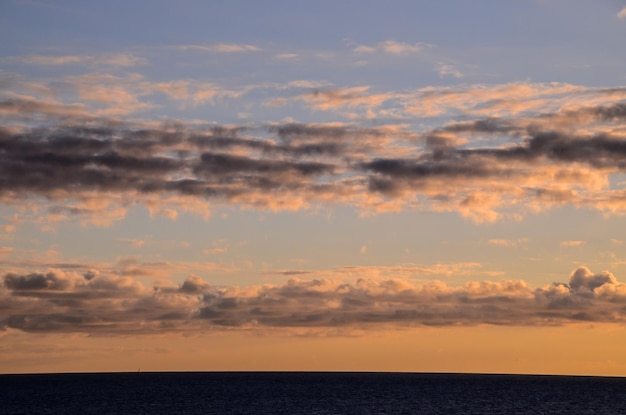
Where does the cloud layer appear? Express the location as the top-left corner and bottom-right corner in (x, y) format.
(1, 88), (626, 224)
(1, 266), (625, 334)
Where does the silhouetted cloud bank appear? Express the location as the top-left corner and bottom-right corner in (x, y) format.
(2, 266), (625, 334)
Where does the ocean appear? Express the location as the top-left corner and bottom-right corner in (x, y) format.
(1, 372), (625, 414)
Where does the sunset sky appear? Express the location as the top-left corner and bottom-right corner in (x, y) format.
(2, 0), (626, 376)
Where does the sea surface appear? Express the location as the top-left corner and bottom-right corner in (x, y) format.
(1, 372), (625, 414)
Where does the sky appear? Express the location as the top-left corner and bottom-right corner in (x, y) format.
(2, 0), (626, 376)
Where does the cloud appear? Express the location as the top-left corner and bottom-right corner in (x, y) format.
(3, 80), (626, 225)
(618, 7), (626, 19)
(179, 274), (211, 293)
(7, 53), (146, 67)
(4, 270), (78, 291)
(118, 239), (146, 248)
(262, 262), (496, 280)
(0, 96), (92, 120)
(568, 266), (616, 291)
(275, 53), (298, 60)
(11, 55), (83, 65)
(203, 240), (229, 255)
(269, 86), (398, 112)
(1, 74), (245, 122)
(0, 121), (367, 224)
(488, 239), (528, 247)
(560, 240), (585, 248)
(353, 41), (428, 55)
(270, 81), (626, 121)
(176, 43), (261, 53)
(337, 263), (487, 279)
(0, 251), (241, 284)
(0, 247), (14, 255)
(403, 82), (605, 118)
(1, 98), (626, 226)
(437, 63), (463, 79)
(2, 266), (626, 334)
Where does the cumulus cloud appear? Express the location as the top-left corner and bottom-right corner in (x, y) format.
(568, 266), (616, 291)
(2, 266), (626, 334)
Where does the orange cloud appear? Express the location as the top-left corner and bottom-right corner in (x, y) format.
(2, 266), (626, 334)
(5, 53), (146, 67)
(353, 40), (428, 55)
(488, 239), (528, 247)
(3, 79), (626, 226)
(560, 240), (585, 248)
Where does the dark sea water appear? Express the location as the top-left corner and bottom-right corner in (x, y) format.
(2, 372), (626, 414)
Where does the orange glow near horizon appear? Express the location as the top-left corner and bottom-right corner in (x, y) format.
(3, 325), (626, 376)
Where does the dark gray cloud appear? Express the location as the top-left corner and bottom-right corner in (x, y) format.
(2, 266), (626, 334)
(2, 99), (626, 221)
(360, 106), (626, 204)
(271, 123), (352, 141)
(4, 271), (72, 291)
(0, 124), (342, 205)
(569, 267), (617, 292)
(361, 157), (498, 179)
(195, 153), (334, 176)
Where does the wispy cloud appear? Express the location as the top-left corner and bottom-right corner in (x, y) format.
(268, 81), (626, 121)
(203, 240), (229, 255)
(269, 86), (397, 112)
(275, 53), (298, 60)
(488, 239), (528, 248)
(266, 262), (494, 280)
(6, 53), (146, 67)
(437, 62), (463, 79)
(176, 43), (261, 53)
(352, 40), (429, 55)
(0, 247), (14, 255)
(0, 252), (242, 282)
(117, 238), (146, 248)
(560, 240), (585, 248)
(1, 74), (244, 120)
(403, 82), (598, 118)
